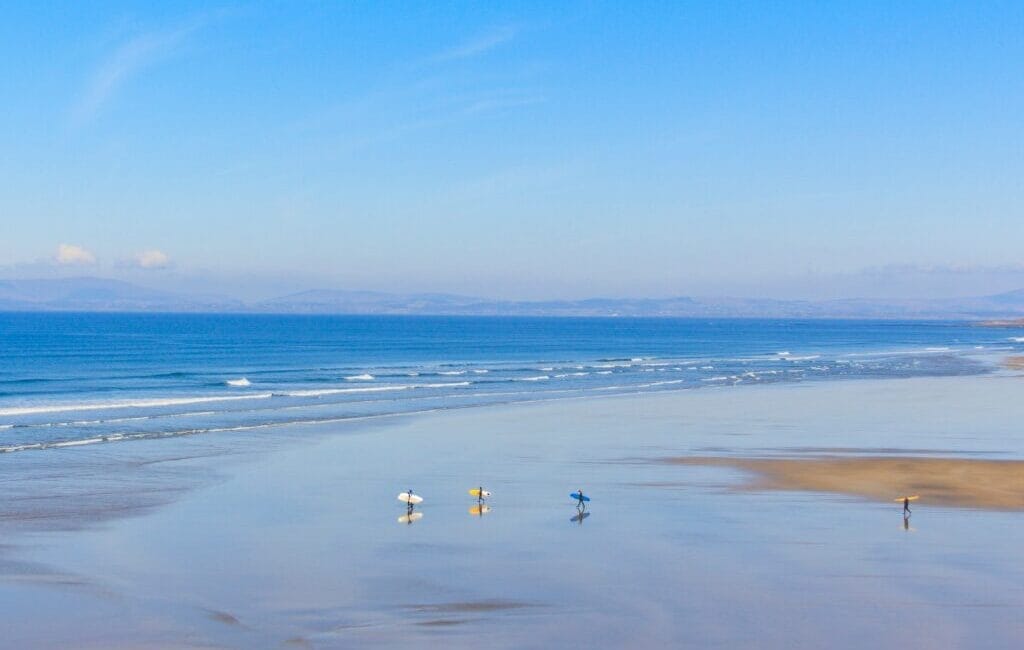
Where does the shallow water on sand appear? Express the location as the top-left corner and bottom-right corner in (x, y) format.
(3, 376), (1024, 648)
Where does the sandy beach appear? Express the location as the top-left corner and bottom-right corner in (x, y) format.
(667, 456), (1024, 509)
(2, 375), (1024, 648)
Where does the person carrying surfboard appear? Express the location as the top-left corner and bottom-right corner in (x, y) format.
(572, 489), (588, 511)
(894, 495), (917, 514)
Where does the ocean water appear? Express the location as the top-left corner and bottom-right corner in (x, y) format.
(0, 313), (1018, 453)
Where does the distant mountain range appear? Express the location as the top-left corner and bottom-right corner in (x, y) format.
(4, 277), (1024, 320)
(0, 278), (242, 312)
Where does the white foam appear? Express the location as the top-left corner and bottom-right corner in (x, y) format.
(51, 437), (105, 448)
(1010, 337), (1024, 342)
(0, 393), (274, 417)
(345, 374), (375, 381)
(596, 371), (613, 375)
(439, 370), (466, 376)
(0, 443), (42, 452)
(471, 369), (489, 374)
(519, 375), (550, 381)
(419, 382), (471, 388)
(226, 377), (251, 387)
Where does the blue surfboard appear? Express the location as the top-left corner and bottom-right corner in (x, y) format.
(570, 492), (590, 502)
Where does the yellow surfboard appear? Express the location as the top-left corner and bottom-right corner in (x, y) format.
(468, 505), (491, 516)
(468, 488), (491, 498)
(893, 495), (920, 502)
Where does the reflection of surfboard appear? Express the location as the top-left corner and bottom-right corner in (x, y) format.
(571, 512), (590, 523)
(398, 492), (423, 504)
(570, 492), (590, 502)
(398, 512), (423, 524)
(893, 495), (920, 502)
(468, 488), (491, 498)
(468, 505), (491, 516)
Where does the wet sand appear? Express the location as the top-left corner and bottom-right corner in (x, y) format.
(1003, 355), (1024, 370)
(3, 376), (1024, 648)
(666, 456), (1024, 509)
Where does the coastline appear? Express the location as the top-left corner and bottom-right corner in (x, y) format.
(3, 373), (1024, 648)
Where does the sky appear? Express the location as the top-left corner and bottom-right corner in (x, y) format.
(1, 1), (1023, 301)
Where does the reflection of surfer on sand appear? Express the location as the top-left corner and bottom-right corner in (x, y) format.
(397, 490), (424, 524)
(895, 495), (918, 531)
(570, 489), (590, 524)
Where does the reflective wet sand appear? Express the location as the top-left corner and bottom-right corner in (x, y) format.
(2, 376), (1024, 648)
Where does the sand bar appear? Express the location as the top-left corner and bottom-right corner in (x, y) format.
(668, 456), (1024, 509)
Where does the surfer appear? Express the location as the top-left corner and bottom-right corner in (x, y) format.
(903, 496), (911, 515)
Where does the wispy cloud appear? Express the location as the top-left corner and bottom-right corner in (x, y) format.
(72, 15), (210, 123)
(55, 244), (96, 265)
(462, 92), (545, 115)
(430, 25), (520, 63)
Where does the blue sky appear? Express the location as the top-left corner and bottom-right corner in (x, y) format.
(2, 2), (1023, 300)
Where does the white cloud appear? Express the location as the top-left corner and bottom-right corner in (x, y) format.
(134, 249), (171, 269)
(431, 25), (519, 63)
(55, 244), (96, 265)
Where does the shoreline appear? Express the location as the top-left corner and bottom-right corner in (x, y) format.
(2, 372), (1022, 534)
(3, 372), (1024, 648)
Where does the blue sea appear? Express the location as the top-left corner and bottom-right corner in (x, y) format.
(0, 313), (1019, 453)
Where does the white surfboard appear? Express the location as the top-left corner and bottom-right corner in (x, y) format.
(398, 512), (423, 524)
(398, 492), (423, 504)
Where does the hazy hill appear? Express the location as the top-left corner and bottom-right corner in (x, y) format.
(5, 277), (1024, 319)
(0, 278), (240, 312)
